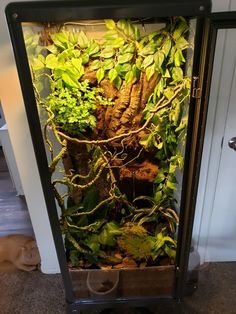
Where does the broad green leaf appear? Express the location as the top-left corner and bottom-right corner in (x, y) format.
(142, 55), (154, 69)
(104, 30), (119, 41)
(81, 52), (89, 65)
(113, 75), (122, 89)
(103, 58), (115, 70)
(105, 19), (116, 30)
(148, 31), (159, 41)
(132, 65), (140, 81)
(90, 59), (101, 70)
(87, 41), (100, 56)
(108, 68), (118, 82)
(71, 58), (82, 72)
(46, 44), (59, 54)
(154, 171), (166, 184)
(111, 37), (125, 48)
(127, 22), (135, 37)
(62, 72), (79, 88)
(166, 179), (177, 190)
(115, 63), (131, 75)
(117, 19), (128, 32)
(118, 53), (133, 64)
(154, 50), (165, 70)
(120, 43), (135, 55)
(173, 19), (189, 40)
(69, 32), (78, 45)
(135, 57), (142, 69)
(125, 70), (134, 83)
(32, 57), (45, 70)
(139, 43), (156, 56)
(146, 64), (155, 81)
(172, 67), (183, 82)
(78, 31), (89, 49)
(50, 33), (68, 49)
(45, 54), (58, 69)
(176, 36), (189, 50)
(162, 38), (172, 57)
(134, 27), (140, 40)
(100, 47), (115, 58)
(72, 49), (81, 58)
(96, 67), (105, 83)
(174, 49), (185, 67)
(164, 246), (176, 258)
(155, 77), (164, 97)
(163, 68), (171, 78)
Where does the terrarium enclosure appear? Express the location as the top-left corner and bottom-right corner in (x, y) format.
(5, 0), (212, 307)
(22, 16), (195, 298)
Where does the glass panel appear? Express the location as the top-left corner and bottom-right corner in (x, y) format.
(22, 16), (196, 300)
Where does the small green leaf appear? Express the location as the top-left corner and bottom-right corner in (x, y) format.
(50, 33), (68, 49)
(173, 18), (189, 40)
(62, 72), (79, 88)
(113, 76), (122, 89)
(155, 171), (166, 184)
(154, 191), (163, 203)
(163, 68), (171, 78)
(154, 51), (165, 70)
(118, 53), (133, 64)
(174, 49), (185, 67)
(166, 179), (177, 190)
(87, 41), (100, 56)
(96, 68), (105, 83)
(81, 52), (89, 65)
(105, 19), (116, 30)
(100, 47), (115, 58)
(71, 58), (82, 72)
(78, 31), (89, 49)
(111, 37), (125, 48)
(125, 70), (134, 83)
(103, 58), (115, 70)
(132, 65), (140, 81)
(108, 68), (118, 82)
(104, 30), (119, 41)
(134, 27), (140, 40)
(120, 43), (135, 55)
(142, 55), (154, 69)
(90, 59), (101, 70)
(176, 36), (189, 50)
(172, 67), (183, 81)
(46, 45), (59, 54)
(146, 64), (155, 81)
(117, 19), (128, 31)
(139, 43), (156, 56)
(45, 54), (58, 69)
(69, 32), (78, 45)
(32, 57), (45, 70)
(162, 38), (172, 57)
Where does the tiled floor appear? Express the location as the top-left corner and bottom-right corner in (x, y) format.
(0, 148), (33, 236)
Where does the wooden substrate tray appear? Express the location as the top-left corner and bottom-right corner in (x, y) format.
(70, 265), (175, 300)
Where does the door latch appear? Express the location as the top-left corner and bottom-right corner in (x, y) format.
(191, 76), (201, 99)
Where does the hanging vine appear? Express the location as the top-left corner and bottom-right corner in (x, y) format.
(26, 16), (192, 269)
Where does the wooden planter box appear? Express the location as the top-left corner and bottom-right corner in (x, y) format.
(70, 265), (175, 300)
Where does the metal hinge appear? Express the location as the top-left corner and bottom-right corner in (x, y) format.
(191, 76), (201, 99)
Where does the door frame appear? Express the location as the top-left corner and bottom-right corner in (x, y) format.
(194, 12), (236, 263)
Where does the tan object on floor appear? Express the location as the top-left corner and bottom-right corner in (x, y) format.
(0, 234), (41, 272)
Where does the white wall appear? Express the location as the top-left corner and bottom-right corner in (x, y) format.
(0, 0), (60, 273)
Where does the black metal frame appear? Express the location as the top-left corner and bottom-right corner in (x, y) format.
(5, 1), (213, 313)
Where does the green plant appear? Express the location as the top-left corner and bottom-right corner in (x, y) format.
(26, 16), (193, 269)
(46, 81), (113, 134)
